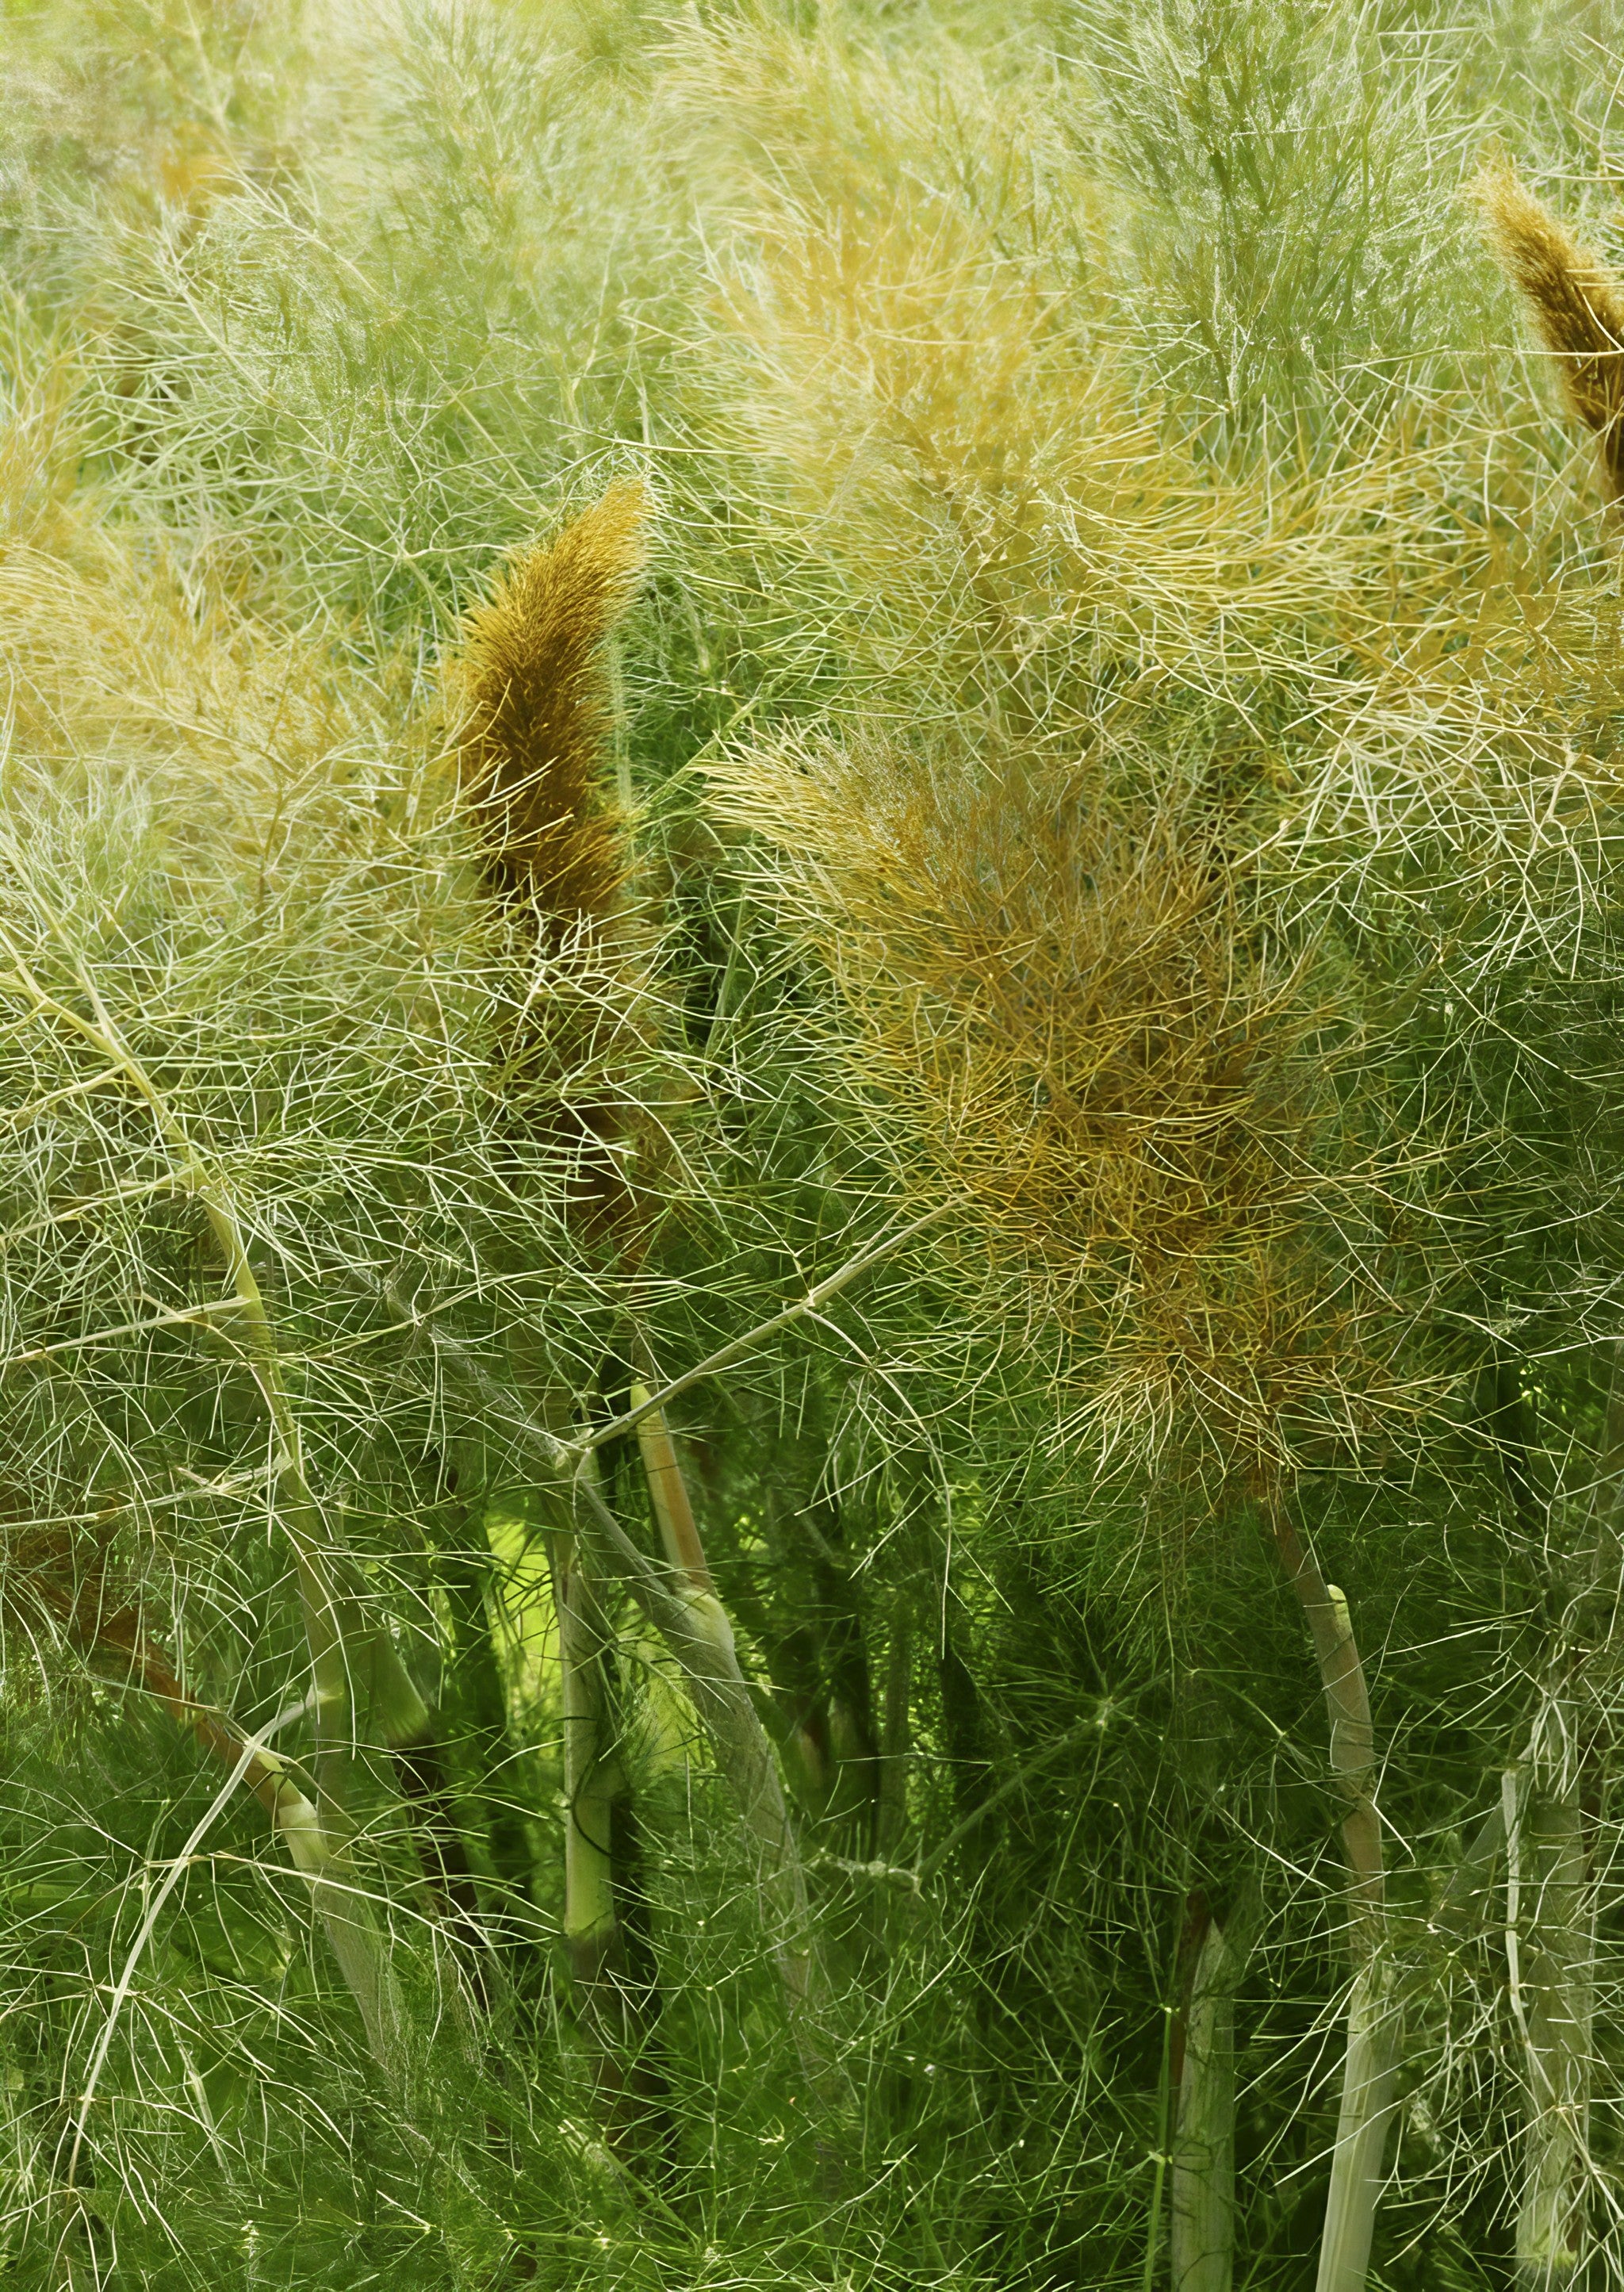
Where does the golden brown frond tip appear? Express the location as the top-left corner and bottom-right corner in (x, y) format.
(709, 734), (1409, 1486)
(1477, 160), (1624, 502)
(457, 478), (649, 929)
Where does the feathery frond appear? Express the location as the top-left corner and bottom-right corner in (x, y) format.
(709, 731), (1416, 1483)
(6, 10), (1624, 2289)
(455, 480), (649, 931)
(1479, 159), (1624, 500)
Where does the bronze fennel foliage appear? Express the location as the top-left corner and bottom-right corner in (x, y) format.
(708, 731), (1427, 1489)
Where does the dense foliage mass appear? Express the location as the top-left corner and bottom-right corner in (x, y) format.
(2, 2), (1624, 2286)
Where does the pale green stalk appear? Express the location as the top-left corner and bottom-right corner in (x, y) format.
(1171, 1914), (1241, 2292)
(622, 1367), (853, 2136)
(416, 1317), (834, 2049)
(493, 1355), (645, 2111)
(555, 1535), (619, 1978)
(577, 1439), (847, 2110)
(135, 1635), (408, 2062)
(576, 1429), (825, 2025)
(1506, 1354), (1624, 2284)
(63, 1698), (396, 2194)
(1273, 1509), (1396, 2292)
(628, 1375), (737, 1660)
(551, 1520), (640, 2112)
(1506, 1753), (1595, 2287)
(1317, 1961), (1397, 2292)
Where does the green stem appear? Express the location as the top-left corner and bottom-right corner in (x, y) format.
(1509, 1740), (1595, 2286)
(1171, 1913), (1241, 2292)
(1271, 1506), (1396, 2292)
(552, 1541), (677, 2168)
(573, 1205), (956, 1459)
(629, 1379), (715, 1593)
(412, 1317), (841, 2092)
(551, 1528), (633, 2094)
(915, 1717), (1094, 1888)
(1507, 1351), (1622, 2286)
(433, 1468), (546, 1976)
(1143, 1982), (1175, 2292)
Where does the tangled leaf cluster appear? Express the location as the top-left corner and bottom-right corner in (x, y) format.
(711, 733), (1421, 1481)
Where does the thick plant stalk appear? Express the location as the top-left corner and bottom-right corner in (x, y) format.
(428, 1458), (546, 1952)
(1505, 1352), (1624, 2282)
(624, 1380), (850, 2022)
(1272, 1508), (1396, 2292)
(1171, 1910), (1240, 2292)
(1318, 1960), (1396, 2292)
(630, 1379), (715, 1594)
(576, 1443), (823, 2022)
(629, 1369), (769, 1771)
(1508, 1727), (1595, 2285)
(417, 1323), (829, 2033)
(550, 1526), (642, 2121)
(628, 1375), (753, 1704)
(511, 1373), (663, 2127)
(575, 1435), (841, 2114)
